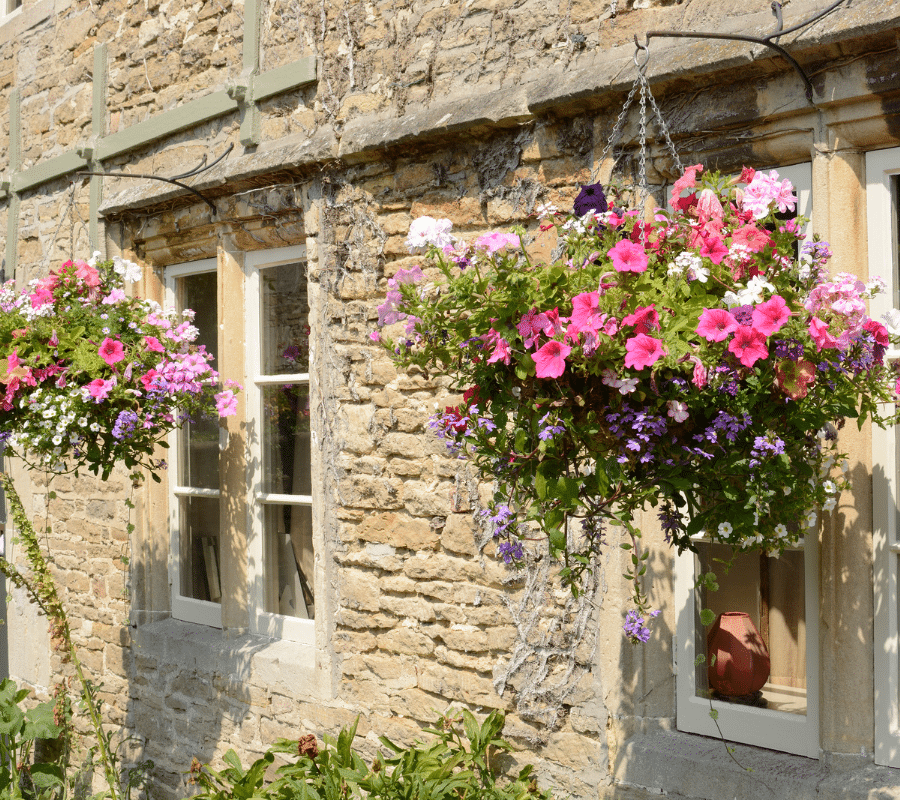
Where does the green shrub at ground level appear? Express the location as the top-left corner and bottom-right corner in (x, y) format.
(186, 709), (553, 800)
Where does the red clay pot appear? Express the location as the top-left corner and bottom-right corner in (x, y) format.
(707, 611), (771, 697)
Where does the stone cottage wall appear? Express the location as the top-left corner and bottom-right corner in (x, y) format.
(1, 0), (900, 799)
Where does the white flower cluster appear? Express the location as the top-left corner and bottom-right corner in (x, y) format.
(723, 275), (775, 306)
(9, 389), (85, 462)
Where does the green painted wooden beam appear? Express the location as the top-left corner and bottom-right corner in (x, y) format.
(254, 55), (316, 102)
(90, 43), (108, 255)
(4, 89), (20, 279)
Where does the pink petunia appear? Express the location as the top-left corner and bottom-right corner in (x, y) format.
(688, 355), (708, 389)
(87, 377), (116, 403)
(482, 328), (513, 365)
(569, 292), (601, 334)
(808, 317), (840, 351)
(607, 240), (649, 273)
(624, 334), (666, 370)
(144, 336), (165, 352)
(752, 295), (791, 336)
(99, 337), (125, 366)
(696, 308), (738, 342)
(699, 234), (728, 265)
(622, 305), (660, 335)
(670, 164), (703, 208)
(532, 340), (571, 379)
(728, 325), (768, 368)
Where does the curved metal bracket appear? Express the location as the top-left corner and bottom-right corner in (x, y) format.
(77, 143), (235, 215)
(642, 0), (846, 104)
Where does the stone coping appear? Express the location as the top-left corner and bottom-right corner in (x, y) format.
(98, 1), (900, 216)
(610, 730), (900, 800)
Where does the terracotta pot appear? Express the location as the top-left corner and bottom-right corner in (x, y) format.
(707, 611), (770, 697)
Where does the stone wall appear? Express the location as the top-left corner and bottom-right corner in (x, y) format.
(1, 0), (900, 799)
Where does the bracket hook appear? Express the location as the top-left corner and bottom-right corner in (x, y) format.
(633, 35), (650, 73)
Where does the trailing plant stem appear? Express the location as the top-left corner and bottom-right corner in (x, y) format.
(0, 474), (121, 800)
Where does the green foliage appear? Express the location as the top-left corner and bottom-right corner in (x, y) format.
(186, 710), (552, 800)
(0, 678), (67, 800)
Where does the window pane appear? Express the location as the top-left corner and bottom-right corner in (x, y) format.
(262, 383), (311, 495)
(263, 504), (314, 619)
(179, 495), (221, 603)
(695, 543), (806, 715)
(260, 262), (309, 374)
(176, 271), (219, 490)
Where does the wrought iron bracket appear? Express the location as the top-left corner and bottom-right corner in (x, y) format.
(76, 142), (235, 215)
(639, 0), (846, 104)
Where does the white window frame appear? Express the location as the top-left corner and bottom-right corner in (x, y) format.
(165, 258), (222, 629)
(674, 162), (820, 759)
(868, 146), (900, 768)
(245, 245), (315, 646)
(1, 0), (22, 23)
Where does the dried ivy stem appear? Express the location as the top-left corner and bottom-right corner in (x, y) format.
(0, 474), (121, 800)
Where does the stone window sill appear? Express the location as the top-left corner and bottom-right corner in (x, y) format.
(133, 617), (330, 700)
(608, 731), (900, 800)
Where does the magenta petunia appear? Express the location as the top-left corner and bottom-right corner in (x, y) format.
(695, 308), (738, 342)
(808, 317), (839, 351)
(622, 305), (660, 335)
(99, 337), (125, 366)
(728, 325), (768, 368)
(624, 334), (666, 370)
(569, 292), (601, 334)
(699, 234), (729, 265)
(144, 335), (165, 352)
(518, 308), (550, 349)
(607, 240), (649, 273)
(532, 340), (571, 379)
(752, 295), (791, 336)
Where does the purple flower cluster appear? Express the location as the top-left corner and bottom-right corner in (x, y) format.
(538, 412), (565, 441)
(773, 338), (804, 360)
(657, 501), (682, 544)
(605, 404), (669, 464)
(623, 608), (661, 644)
(497, 540), (524, 564)
(112, 410), (139, 440)
(749, 435), (786, 467)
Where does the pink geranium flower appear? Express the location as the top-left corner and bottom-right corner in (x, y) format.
(696, 308), (738, 342)
(518, 308), (550, 349)
(608, 240), (648, 273)
(532, 340), (571, 379)
(99, 337), (125, 366)
(752, 295), (791, 336)
(475, 232), (520, 253)
(622, 305), (660, 335)
(215, 390), (239, 417)
(731, 224), (772, 253)
(624, 334), (666, 370)
(728, 326), (768, 367)
(75, 261), (101, 288)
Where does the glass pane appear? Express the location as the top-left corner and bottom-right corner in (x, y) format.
(695, 542), (806, 715)
(260, 262), (309, 374)
(176, 271), (219, 490)
(262, 383), (311, 495)
(179, 495), (221, 603)
(263, 504), (314, 619)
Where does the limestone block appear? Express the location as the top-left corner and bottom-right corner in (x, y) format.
(380, 594), (437, 622)
(340, 569), (382, 612)
(338, 474), (403, 509)
(441, 513), (478, 556)
(340, 404), (376, 454)
(377, 627), (435, 656)
(435, 625), (490, 653)
(400, 480), (451, 517)
(336, 608), (396, 630)
(332, 631), (377, 653)
(356, 510), (439, 550)
(417, 663), (509, 709)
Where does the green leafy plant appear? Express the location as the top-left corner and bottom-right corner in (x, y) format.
(186, 710), (552, 800)
(0, 678), (68, 800)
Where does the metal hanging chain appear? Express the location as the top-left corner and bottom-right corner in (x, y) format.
(590, 38), (684, 207)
